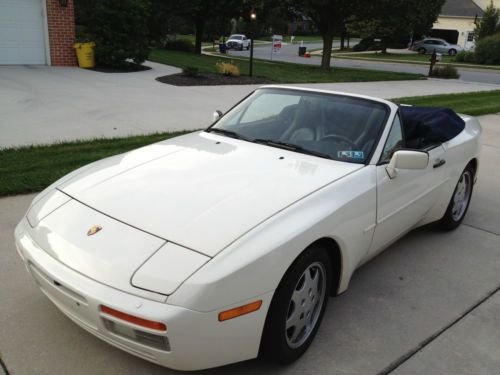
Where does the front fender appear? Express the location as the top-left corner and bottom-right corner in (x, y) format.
(167, 166), (377, 312)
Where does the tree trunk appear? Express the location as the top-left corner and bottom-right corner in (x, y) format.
(321, 34), (334, 71)
(194, 18), (205, 55)
(340, 33), (345, 50)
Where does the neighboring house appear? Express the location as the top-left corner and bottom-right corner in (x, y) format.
(287, 8), (314, 35)
(431, 0), (500, 49)
(0, 0), (76, 66)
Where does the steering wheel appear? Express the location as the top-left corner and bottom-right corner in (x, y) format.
(320, 134), (357, 149)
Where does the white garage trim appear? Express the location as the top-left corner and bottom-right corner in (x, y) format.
(42, 0), (51, 65)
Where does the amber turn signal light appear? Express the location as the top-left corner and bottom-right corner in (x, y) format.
(218, 300), (262, 322)
(100, 305), (167, 331)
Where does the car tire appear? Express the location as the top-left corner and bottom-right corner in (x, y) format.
(239, 44), (243, 51)
(448, 49), (457, 56)
(260, 245), (332, 364)
(418, 47), (426, 54)
(247, 45), (250, 50)
(439, 164), (474, 230)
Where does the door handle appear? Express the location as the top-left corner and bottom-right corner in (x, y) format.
(433, 159), (446, 168)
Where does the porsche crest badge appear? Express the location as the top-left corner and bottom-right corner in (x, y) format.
(87, 225), (102, 236)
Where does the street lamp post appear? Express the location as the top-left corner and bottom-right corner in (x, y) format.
(249, 10), (256, 77)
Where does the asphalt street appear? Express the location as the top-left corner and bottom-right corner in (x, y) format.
(226, 42), (500, 85)
(0, 115), (499, 374)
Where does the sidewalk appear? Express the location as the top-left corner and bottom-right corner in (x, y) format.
(1, 63), (499, 148)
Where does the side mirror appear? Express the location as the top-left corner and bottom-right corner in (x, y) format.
(386, 150), (429, 179)
(213, 110), (223, 123)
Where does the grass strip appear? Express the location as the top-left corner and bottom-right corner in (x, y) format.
(149, 49), (423, 83)
(332, 52), (500, 71)
(0, 131), (192, 197)
(393, 90), (500, 116)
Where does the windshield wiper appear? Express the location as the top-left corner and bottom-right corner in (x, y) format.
(252, 139), (332, 160)
(206, 128), (248, 140)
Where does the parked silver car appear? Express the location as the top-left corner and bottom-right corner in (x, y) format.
(410, 38), (463, 56)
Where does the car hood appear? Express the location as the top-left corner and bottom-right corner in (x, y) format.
(58, 131), (362, 256)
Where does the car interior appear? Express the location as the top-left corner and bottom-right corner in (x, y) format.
(229, 95), (388, 163)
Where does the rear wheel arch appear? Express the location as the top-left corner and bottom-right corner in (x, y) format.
(469, 158), (478, 177)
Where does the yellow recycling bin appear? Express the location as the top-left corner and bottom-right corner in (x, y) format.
(73, 42), (96, 68)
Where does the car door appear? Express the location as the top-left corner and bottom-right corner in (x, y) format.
(368, 112), (447, 255)
(435, 40), (447, 54)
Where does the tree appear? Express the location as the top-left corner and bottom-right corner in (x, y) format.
(347, 0), (445, 53)
(148, 0), (191, 45)
(172, 1), (244, 54)
(287, 0), (352, 71)
(75, 0), (151, 68)
(475, 1), (500, 40)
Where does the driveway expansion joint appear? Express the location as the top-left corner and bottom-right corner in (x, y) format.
(377, 286), (500, 375)
(0, 355), (10, 375)
(463, 223), (500, 237)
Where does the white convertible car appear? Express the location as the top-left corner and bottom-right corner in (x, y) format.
(15, 86), (481, 370)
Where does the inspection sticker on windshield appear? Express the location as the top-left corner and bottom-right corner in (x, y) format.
(337, 151), (364, 160)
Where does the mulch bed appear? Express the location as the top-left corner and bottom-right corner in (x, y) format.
(90, 63), (152, 73)
(156, 73), (274, 86)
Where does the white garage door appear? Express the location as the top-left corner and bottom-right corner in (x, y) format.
(0, 0), (47, 64)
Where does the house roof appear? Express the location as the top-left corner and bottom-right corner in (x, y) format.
(440, 0), (484, 18)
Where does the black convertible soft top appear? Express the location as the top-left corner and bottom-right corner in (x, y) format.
(400, 106), (465, 145)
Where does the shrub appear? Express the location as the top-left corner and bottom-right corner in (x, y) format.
(455, 50), (475, 63)
(474, 33), (500, 65)
(215, 61), (240, 77)
(352, 43), (367, 52)
(430, 64), (460, 79)
(77, 0), (150, 69)
(182, 66), (199, 77)
(165, 39), (195, 52)
(352, 38), (383, 52)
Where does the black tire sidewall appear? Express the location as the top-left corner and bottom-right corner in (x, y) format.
(418, 47), (426, 54)
(260, 245), (332, 364)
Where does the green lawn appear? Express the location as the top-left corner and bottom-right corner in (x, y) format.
(334, 52), (500, 70)
(393, 90), (500, 116)
(0, 131), (192, 197)
(149, 49), (423, 83)
(337, 52), (455, 63)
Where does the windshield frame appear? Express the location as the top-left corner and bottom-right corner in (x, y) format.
(206, 87), (391, 165)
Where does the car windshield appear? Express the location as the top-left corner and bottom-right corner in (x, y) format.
(229, 35), (242, 40)
(208, 88), (389, 164)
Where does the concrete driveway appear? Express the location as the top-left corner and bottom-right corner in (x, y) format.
(0, 115), (499, 375)
(1, 63), (499, 148)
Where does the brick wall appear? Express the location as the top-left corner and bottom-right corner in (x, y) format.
(46, 0), (77, 66)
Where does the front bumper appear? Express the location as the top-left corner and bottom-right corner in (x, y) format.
(15, 219), (272, 371)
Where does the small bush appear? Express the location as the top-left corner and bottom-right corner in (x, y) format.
(182, 66), (199, 77)
(352, 43), (367, 52)
(430, 64), (460, 79)
(215, 61), (240, 76)
(165, 39), (194, 52)
(474, 33), (500, 65)
(455, 50), (475, 63)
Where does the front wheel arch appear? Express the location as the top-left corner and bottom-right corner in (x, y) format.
(309, 238), (342, 296)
